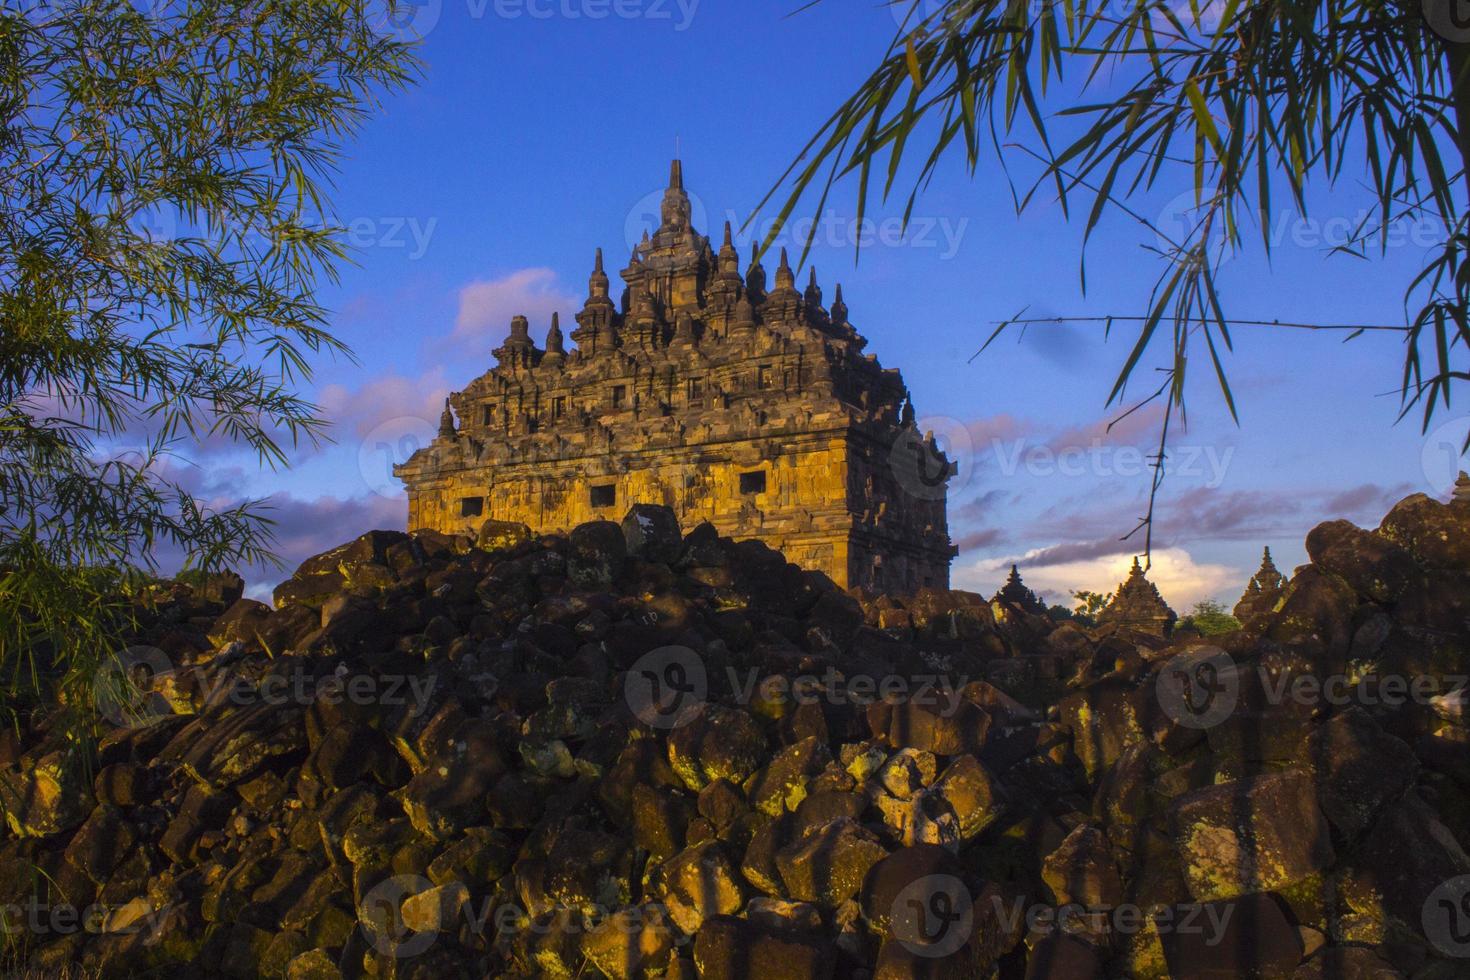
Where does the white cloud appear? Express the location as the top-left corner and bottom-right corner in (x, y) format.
(955, 546), (1243, 613)
(448, 267), (579, 348)
(317, 366), (452, 441)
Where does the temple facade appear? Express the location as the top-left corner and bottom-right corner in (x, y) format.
(393, 161), (957, 591)
(1098, 558), (1178, 637)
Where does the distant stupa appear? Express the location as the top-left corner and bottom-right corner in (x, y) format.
(1098, 557), (1177, 637)
(992, 564), (1047, 615)
(1233, 546), (1287, 623)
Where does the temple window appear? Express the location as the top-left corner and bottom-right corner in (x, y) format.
(611, 385), (626, 408)
(688, 377), (703, 401)
(757, 364), (772, 389)
(739, 470), (767, 495)
(552, 396), (566, 419)
(459, 496), (484, 518)
(590, 483), (616, 508)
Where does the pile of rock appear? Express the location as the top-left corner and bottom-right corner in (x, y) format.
(1, 493), (1468, 980)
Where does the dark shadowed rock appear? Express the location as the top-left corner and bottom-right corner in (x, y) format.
(1170, 770), (1335, 901)
(1300, 707), (1418, 840)
(777, 817), (887, 905)
(477, 519), (533, 553)
(1156, 892), (1303, 979)
(568, 520), (628, 587)
(621, 504), (682, 564)
(667, 703), (765, 791)
(1305, 519), (1420, 602)
(867, 688), (990, 756)
(1377, 493), (1470, 573)
(693, 914), (833, 980)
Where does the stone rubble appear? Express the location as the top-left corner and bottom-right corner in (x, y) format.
(1, 491), (1468, 979)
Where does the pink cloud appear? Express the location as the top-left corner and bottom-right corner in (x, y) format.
(445, 267), (580, 352)
(317, 367), (453, 442)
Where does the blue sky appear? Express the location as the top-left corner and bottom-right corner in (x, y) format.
(178, 0), (1469, 609)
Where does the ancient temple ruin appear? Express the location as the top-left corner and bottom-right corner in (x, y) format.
(1098, 557), (1177, 636)
(1233, 546), (1287, 622)
(992, 564), (1047, 615)
(394, 161), (957, 591)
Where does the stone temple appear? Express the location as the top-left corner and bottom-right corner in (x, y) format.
(394, 161), (957, 591)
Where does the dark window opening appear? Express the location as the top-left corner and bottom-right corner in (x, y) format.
(460, 496), (484, 518)
(739, 470), (767, 495)
(611, 385), (626, 408)
(552, 396), (566, 419)
(590, 484), (616, 508)
(688, 377), (703, 401)
(756, 364), (772, 389)
(481, 405), (493, 426)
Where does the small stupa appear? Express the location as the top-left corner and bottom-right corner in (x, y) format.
(1233, 546), (1287, 623)
(992, 564), (1047, 616)
(1454, 471), (1470, 503)
(1098, 557), (1177, 637)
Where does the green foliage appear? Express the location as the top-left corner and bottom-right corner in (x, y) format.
(0, 1), (418, 723)
(1046, 602), (1074, 621)
(1070, 588), (1112, 624)
(1179, 598), (1242, 635)
(765, 0), (1470, 546)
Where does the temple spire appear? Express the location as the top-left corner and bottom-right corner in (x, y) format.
(438, 397), (456, 438)
(1455, 470), (1470, 502)
(830, 282), (848, 325)
(543, 312), (566, 365)
(588, 248), (610, 300)
(775, 248), (794, 289)
(804, 266), (823, 313)
(657, 159), (693, 236)
(745, 243), (767, 303)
